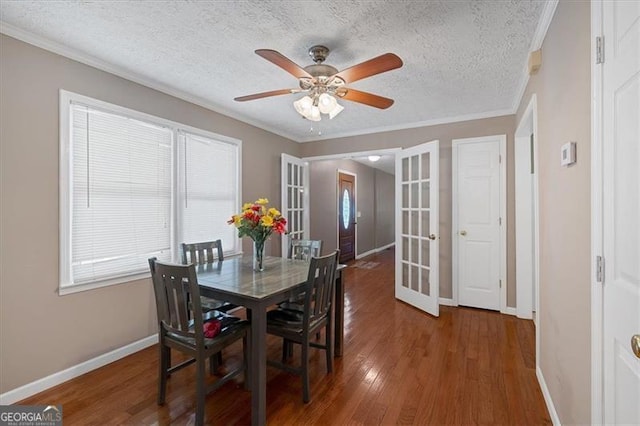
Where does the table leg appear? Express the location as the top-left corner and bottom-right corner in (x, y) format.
(250, 306), (266, 425)
(334, 269), (344, 357)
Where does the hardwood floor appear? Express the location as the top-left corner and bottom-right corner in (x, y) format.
(20, 248), (550, 425)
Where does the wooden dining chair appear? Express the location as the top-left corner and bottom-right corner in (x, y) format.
(266, 250), (339, 403)
(148, 258), (249, 426)
(280, 238), (325, 343)
(180, 240), (238, 314)
(288, 239), (322, 261)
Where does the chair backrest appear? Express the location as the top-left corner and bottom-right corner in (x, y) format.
(288, 239), (322, 261)
(180, 240), (224, 265)
(148, 258), (205, 344)
(302, 250), (339, 330)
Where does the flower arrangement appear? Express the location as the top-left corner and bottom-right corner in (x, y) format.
(228, 198), (287, 270)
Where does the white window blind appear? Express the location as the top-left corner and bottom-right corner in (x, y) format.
(179, 131), (238, 254)
(69, 104), (173, 286)
(60, 91), (242, 293)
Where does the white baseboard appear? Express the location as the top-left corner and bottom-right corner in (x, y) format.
(439, 297), (457, 306)
(504, 307), (517, 316)
(355, 243), (395, 259)
(375, 242), (395, 252)
(0, 334), (157, 405)
(536, 366), (561, 425)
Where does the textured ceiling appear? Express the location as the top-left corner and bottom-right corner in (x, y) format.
(0, 1), (546, 143)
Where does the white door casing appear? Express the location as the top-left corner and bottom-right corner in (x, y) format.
(452, 135), (507, 312)
(515, 96), (540, 321)
(281, 154), (309, 256)
(594, 1), (640, 424)
(395, 140), (439, 316)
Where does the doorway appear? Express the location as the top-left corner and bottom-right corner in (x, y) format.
(515, 95), (539, 321)
(452, 135), (507, 312)
(337, 171), (356, 263)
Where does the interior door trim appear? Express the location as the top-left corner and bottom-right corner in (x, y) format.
(590, 2), (604, 423)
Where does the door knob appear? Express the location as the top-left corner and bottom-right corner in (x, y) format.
(428, 234), (437, 240)
(460, 230), (467, 236)
(632, 335), (640, 359)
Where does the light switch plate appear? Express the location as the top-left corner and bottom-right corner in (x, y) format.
(561, 142), (576, 166)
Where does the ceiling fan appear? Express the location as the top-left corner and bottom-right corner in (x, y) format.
(234, 45), (403, 121)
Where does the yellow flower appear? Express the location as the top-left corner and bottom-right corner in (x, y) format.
(255, 198), (269, 205)
(242, 203), (253, 210)
(261, 215), (274, 227)
(268, 208), (281, 217)
(233, 215), (242, 225)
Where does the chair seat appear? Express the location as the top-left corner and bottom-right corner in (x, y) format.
(276, 300), (304, 312)
(266, 308), (325, 334)
(201, 297), (239, 313)
(168, 313), (249, 348)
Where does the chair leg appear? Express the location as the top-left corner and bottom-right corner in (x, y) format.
(195, 356), (206, 426)
(281, 339), (288, 362)
(325, 323), (333, 373)
(242, 333), (250, 391)
(209, 351), (222, 375)
(301, 340), (310, 403)
(158, 343), (169, 405)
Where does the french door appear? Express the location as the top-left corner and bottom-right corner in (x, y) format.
(280, 154), (309, 256)
(395, 140), (439, 316)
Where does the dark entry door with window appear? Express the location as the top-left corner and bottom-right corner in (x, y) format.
(338, 172), (356, 263)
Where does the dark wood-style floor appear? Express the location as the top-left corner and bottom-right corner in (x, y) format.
(20, 248), (550, 425)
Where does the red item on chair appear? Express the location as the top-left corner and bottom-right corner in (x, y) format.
(203, 319), (222, 338)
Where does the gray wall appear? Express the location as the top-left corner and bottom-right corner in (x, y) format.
(374, 169), (395, 248)
(309, 159), (394, 256)
(300, 115), (516, 303)
(0, 34), (299, 393)
(515, 1), (591, 423)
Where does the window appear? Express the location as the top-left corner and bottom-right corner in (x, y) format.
(60, 91), (241, 293)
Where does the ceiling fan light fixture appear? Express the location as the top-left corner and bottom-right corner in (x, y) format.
(307, 105), (321, 121)
(328, 102), (344, 119)
(293, 95), (313, 116)
(368, 155), (381, 162)
(318, 93), (337, 114)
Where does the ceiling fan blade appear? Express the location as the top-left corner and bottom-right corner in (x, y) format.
(338, 88), (395, 109)
(255, 49), (313, 80)
(234, 89), (298, 102)
(333, 53), (403, 84)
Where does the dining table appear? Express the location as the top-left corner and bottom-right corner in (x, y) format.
(195, 255), (346, 426)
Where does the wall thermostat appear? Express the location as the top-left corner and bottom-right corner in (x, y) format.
(561, 142), (576, 166)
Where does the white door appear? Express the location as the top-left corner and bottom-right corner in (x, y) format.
(452, 136), (505, 311)
(281, 154), (309, 256)
(602, 1), (640, 423)
(395, 140), (439, 316)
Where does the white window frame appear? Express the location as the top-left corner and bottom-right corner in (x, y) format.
(59, 90), (242, 295)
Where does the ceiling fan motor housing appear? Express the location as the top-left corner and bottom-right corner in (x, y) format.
(308, 45), (330, 63)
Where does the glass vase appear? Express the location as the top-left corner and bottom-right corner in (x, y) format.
(253, 239), (265, 272)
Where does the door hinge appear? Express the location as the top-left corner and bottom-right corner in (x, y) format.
(499, 279), (502, 288)
(596, 255), (604, 283)
(498, 217), (502, 226)
(596, 36), (604, 64)
(499, 154), (502, 164)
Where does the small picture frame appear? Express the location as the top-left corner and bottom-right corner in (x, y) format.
(560, 142), (576, 167)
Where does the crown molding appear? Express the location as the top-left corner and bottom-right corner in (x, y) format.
(0, 21), (299, 142)
(297, 109), (514, 143)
